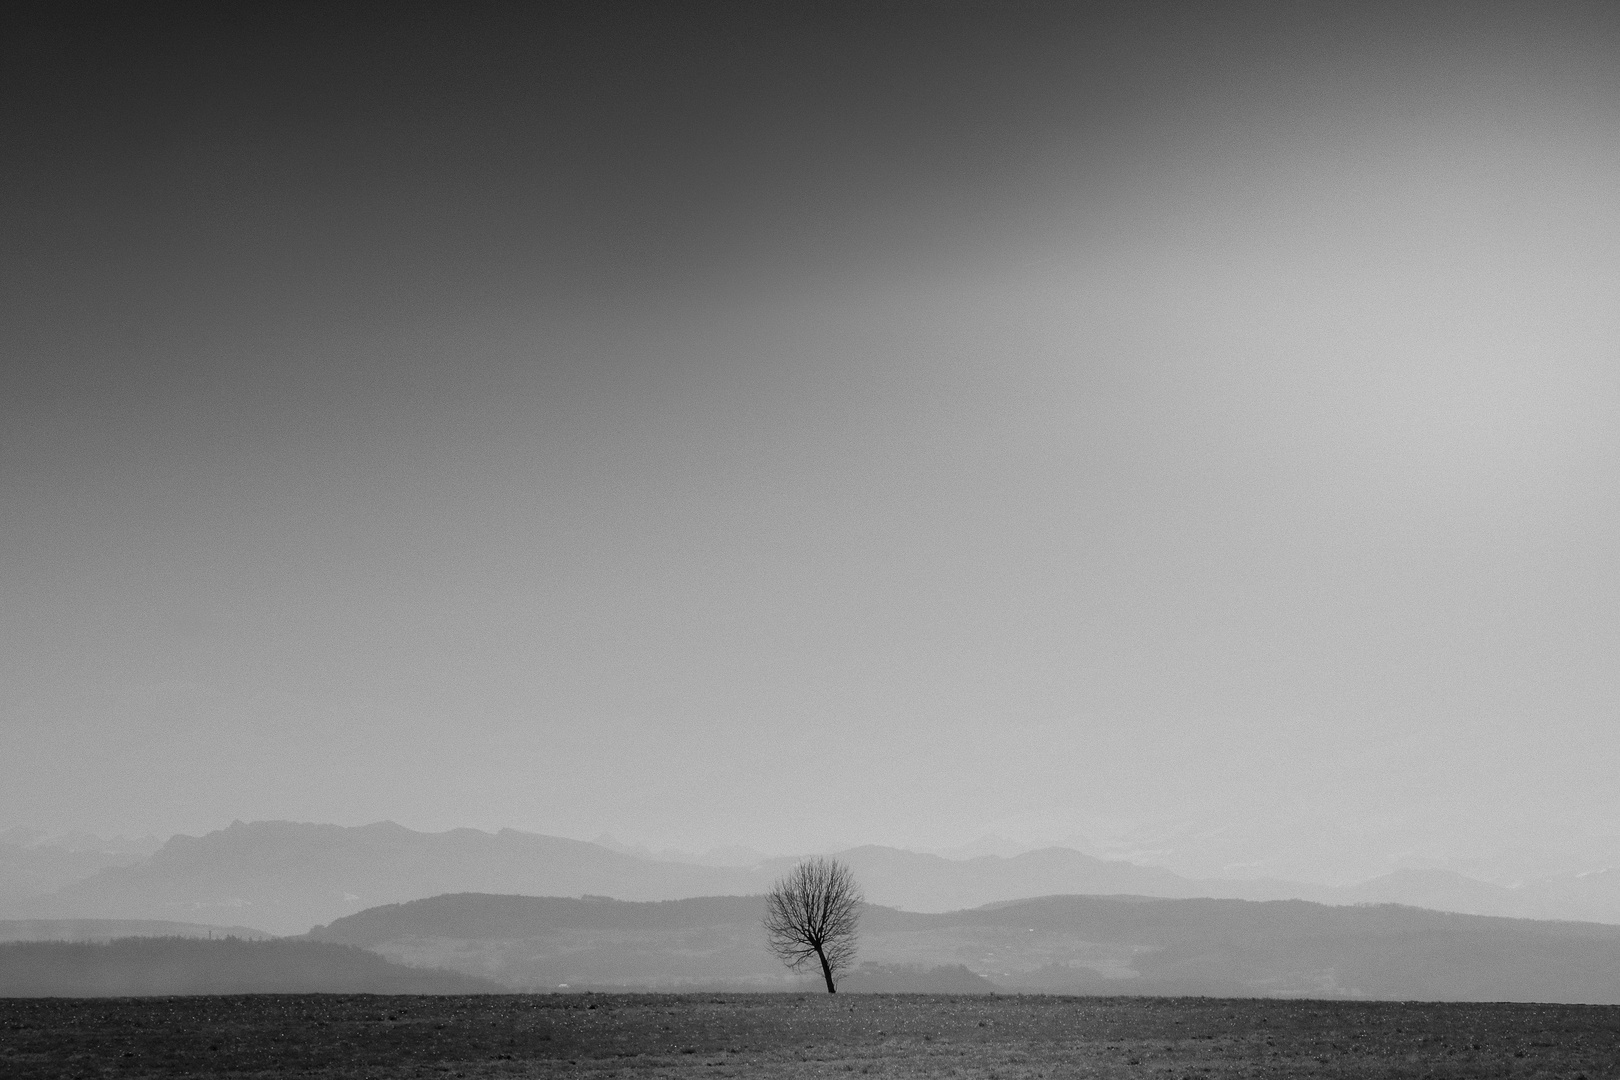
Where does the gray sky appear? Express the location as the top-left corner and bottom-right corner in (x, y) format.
(4, 3), (1619, 882)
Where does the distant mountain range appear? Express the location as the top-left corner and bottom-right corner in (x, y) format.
(7, 821), (760, 935)
(8, 820), (1620, 936)
(307, 890), (1620, 1003)
(0, 828), (161, 903)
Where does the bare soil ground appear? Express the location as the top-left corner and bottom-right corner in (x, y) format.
(3, 993), (1616, 1079)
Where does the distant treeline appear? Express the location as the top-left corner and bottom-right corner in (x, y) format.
(0, 919), (274, 943)
(0, 937), (501, 997)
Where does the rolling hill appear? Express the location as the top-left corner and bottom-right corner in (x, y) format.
(307, 890), (1620, 1002)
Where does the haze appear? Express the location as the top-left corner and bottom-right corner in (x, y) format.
(4, 3), (1618, 886)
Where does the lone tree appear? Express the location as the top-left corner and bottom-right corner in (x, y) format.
(763, 856), (862, 993)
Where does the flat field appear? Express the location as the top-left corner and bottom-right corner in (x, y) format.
(3, 993), (1616, 1079)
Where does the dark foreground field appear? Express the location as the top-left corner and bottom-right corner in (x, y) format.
(4, 993), (1617, 1079)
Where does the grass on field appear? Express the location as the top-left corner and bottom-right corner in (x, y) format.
(3, 992), (1616, 1078)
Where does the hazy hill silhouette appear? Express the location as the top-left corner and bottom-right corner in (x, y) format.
(0, 937), (501, 997)
(830, 848), (1620, 924)
(309, 893), (787, 990)
(309, 894), (991, 993)
(1325, 866), (1620, 926)
(311, 890), (1620, 1001)
(918, 895), (1620, 1002)
(38, 821), (758, 934)
(42, 823), (1262, 934)
(24, 820), (1620, 935)
(811, 845), (1268, 911)
(0, 830), (159, 902)
(17, 822), (1317, 935)
(309, 892), (766, 945)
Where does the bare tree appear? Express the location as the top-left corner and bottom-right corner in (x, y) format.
(763, 856), (863, 993)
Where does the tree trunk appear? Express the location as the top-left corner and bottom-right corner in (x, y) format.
(816, 947), (837, 993)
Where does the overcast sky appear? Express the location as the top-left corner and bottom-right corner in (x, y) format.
(4, 3), (1619, 882)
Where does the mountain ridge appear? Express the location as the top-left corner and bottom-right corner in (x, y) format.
(14, 819), (1620, 936)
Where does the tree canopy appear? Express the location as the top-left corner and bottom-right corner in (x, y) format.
(763, 856), (862, 992)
